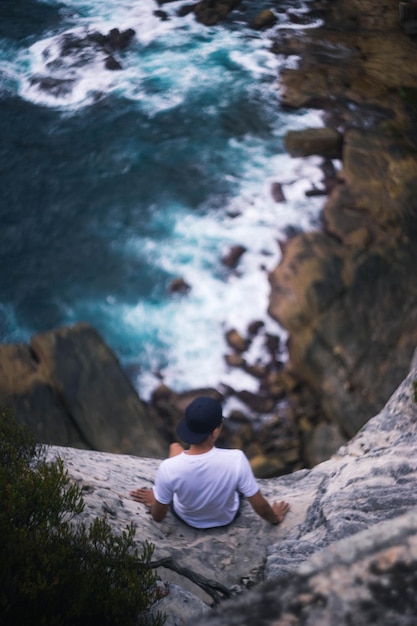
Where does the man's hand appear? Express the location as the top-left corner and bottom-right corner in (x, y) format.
(272, 500), (290, 523)
(130, 487), (156, 508)
(129, 487), (169, 523)
(248, 491), (290, 525)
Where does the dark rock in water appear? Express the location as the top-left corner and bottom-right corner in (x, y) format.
(0, 323), (167, 458)
(224, 353), (246, 368)
(105, 55), (122, 71)
(45, 28), (136, 75)
(304, 186), (327, 197)
(168, 277), (191, 294)
(250, 9), (278, 30)
(271, 181), (286, 203)
(88, 28), (136, 53)
(176, 4), (196, 18)
(30, 75), (76, 96)
(284, 127), (343, 159)
(154, 9), (169, 20)
(221, 244), (247, 268)
(225, 328), (248, 353)
(105, 27), (136, 52)
(247, 320), (265, 336)
(194, 0), (243, 26)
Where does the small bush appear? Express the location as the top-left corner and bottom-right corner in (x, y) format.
(0, 407), (165, 626)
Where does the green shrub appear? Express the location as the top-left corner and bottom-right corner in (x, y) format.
(0, 408), (165, 626)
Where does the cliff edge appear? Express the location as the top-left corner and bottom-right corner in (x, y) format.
(46, 349), (417, 624)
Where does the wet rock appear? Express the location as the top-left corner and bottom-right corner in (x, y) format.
(221, 245), (247, 268)
(243, 363), (268, 380)
(225, 329), (248, 353)
(168, 277), (191, 294)
(284, 127), (343, 159)
(49, 28), (136, 74)
(154, 9), (169, 20)
(104, 55), (122, 70)
(251, 9), (278, 30)
(193, 0), (243, 26)
(30, 75), (76, 96)
(247, 320), (265, 336)
(176, 4), (196, 18)
(224, 353), (246, 368)
(270, 181), (286, 202)
(105, 27), (136, 51)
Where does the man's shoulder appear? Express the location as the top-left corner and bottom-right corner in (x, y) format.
(214, 447), (246, 459)
(158, 453), (185, 471)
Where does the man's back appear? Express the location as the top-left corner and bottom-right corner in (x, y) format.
(154, 447), (258, 528)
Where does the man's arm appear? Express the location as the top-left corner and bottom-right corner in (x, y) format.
(247, 491), (290, 525)
(130, 487), (169, 522)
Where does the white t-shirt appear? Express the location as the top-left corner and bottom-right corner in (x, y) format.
(153, 447), (259, 529)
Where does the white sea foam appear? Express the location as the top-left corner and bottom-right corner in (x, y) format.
(117, 150), (327, 399)
(1, 0), (330, 400)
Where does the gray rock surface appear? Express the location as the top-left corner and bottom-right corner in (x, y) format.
(196, 509), (417, 626)
(46, 354), (417, 624)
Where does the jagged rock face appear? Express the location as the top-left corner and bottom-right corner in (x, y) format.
(268, 0), (417, 437)
(195, 510), (417, 626)
(189, 362), (417, 625)
(0, 323), (167, 457)
(45, 357), (417, 625)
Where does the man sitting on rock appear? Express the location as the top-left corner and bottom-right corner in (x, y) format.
(130, 396), (290, 529)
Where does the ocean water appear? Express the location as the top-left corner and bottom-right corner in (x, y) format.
(0, 0), (327, 400)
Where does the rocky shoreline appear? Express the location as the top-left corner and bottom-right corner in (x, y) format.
(159, 0), (417, 472)
(1, 0), (417, 478)
(267, 0), (417, 436)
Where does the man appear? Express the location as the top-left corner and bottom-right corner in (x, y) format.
(130, 396), (290, 529)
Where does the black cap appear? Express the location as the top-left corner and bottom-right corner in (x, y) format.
(176, 397), (223, 444)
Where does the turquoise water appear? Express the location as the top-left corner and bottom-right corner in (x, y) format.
(0, 0), (326, 398)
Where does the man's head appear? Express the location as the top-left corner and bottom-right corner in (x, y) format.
(176, 396), (223, 444)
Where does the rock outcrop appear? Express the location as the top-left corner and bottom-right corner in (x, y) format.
(268, 0), (417, 439)
(45, 352), (417, 625)
(0, 323), (167, 458)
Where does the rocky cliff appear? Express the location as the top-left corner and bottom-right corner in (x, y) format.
(45, 349), (417, 625)
(268, 0), (417, 443)
(0, 323), (168, 458)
